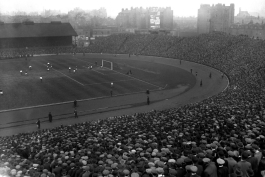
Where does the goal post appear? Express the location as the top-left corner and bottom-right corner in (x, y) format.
(102, 60), (113, 70)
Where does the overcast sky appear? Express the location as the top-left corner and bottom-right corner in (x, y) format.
(0, 0), (265, 17)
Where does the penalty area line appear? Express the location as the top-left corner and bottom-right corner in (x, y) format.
(91, 68), (105, 75)
(83, 79), (136, 86)
(103, 67), (162, 89)
(81, 66), (105, 75)
(51, 68), (85, 86)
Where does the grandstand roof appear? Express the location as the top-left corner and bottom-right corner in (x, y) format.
(0, 22), (77, 38)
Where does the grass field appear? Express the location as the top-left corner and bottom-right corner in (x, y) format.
(0, 54), (196, 111)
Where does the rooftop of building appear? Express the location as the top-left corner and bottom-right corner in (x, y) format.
(0, 22), (77, 38)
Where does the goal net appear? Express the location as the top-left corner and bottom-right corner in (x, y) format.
(102, 60), (113, 70)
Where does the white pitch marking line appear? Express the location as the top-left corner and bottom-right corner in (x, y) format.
(84, 79), (135, 86)
(81, 66), (105, 75)
(106, 73), (121, 75)
(0, 86), (163, 114)
(116, 62), (157, 73)
(102, 67), (162, 89)
(51, 68), (85, 86)
(91, 68), (105, 75)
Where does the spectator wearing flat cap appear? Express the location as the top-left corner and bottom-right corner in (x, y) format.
(43, 159), (52, 172)
(245, 151), (258, 176)
(203, 158), (218, 177)
(67, 163), (77, 177)
(235, 151), (254, 177)
(225, 151), (237, 176)
(258, 150), (265, 177)
(217, 158), (229, 177)
(192, 156), (203, 176)
(81, 166), (91, 177)
(185, 165), (192, 177)
(52, 163), (62, 177)
(214, 151), (228, 168)
(74, 163), (85, 177)
(184, 158), (193, 166)
(175, 160), (185, 177)
(252, 144), (262, 165)
(190, 166), (200, 177)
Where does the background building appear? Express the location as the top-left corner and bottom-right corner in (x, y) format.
(230, 22), (265, 39)
(197, 3), (234, 34)
(197, 3), (265, 39)
(116, 7), (173, 30)
(197, 4), (211, 34)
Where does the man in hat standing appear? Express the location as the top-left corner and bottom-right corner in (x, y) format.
(190, 166), (200, 177)
(258, 150), (265, 177)
(217, 158), (229, 177)
(74, 100), (77, 108)
(36, 119), (40, 129)
(214, 151), (229, 168)
(146, 89), (150, 95)
(246, 150), (258, 176)
(48, 112), (52, 123)
(74, 109), (78, 118)
(203, 158), (218, 177)
(225, 151), (237, 176)
(235, 151), (254, 177)
(147, 96), (150, 105)
(43, 159), (51, 172)
(68, 163), (77, 177)
(82, 166), (91, 177)
(192, 156), (203, 176)
(185, 165), (192, 176)
(74, 162), (84, 177)
(52, 162), (62, 177)
(175, 159), (185, 177)
(252, 144), (262, 165)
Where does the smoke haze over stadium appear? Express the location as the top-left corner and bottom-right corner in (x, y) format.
(0, 0), (265, 17)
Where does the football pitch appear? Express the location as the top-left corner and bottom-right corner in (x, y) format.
(0, 54), (195, 111)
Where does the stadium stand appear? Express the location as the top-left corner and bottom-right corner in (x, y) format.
(0, 22), (77, 49)
(0, 32), (265, 177)
(0, 46), (73, 59)
(0, 22), (77, 59)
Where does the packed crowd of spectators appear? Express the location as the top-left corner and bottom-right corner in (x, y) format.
(0, 47), (73, 59)
(1, 32), (265, 177)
